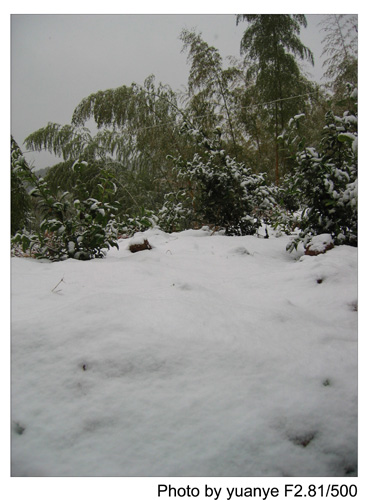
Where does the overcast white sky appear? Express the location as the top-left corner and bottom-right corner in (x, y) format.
(9, 12), (348, 168)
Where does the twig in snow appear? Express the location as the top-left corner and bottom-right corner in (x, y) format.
(51, 278), (64, 293)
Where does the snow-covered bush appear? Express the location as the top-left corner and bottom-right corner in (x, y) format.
(120, 209), (158, 236)
(11, 159), (121, 260)
(157, 190), (195, 233)
(280, 86), (357, 251)
(158, 127), (276, 235)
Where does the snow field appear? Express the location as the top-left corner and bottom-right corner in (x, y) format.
(11, 228), (357, 476)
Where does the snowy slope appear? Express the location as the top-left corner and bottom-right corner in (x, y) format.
(11, 228), (358, 477)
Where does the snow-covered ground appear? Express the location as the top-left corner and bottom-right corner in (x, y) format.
(11, 227), (358, 477)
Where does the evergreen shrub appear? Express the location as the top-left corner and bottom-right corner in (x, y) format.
(158, 127), (275, 235)
(278, 86), (357, 251)
(11, 158), (121, 261)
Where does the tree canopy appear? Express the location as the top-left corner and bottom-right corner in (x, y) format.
(236, 14), (315, 183)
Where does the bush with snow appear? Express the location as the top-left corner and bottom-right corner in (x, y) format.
(11, 159), (121, 260)
(157, 189), (194, 233)
(279, 86), (357, 252)
(158, 127), (276, 235)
